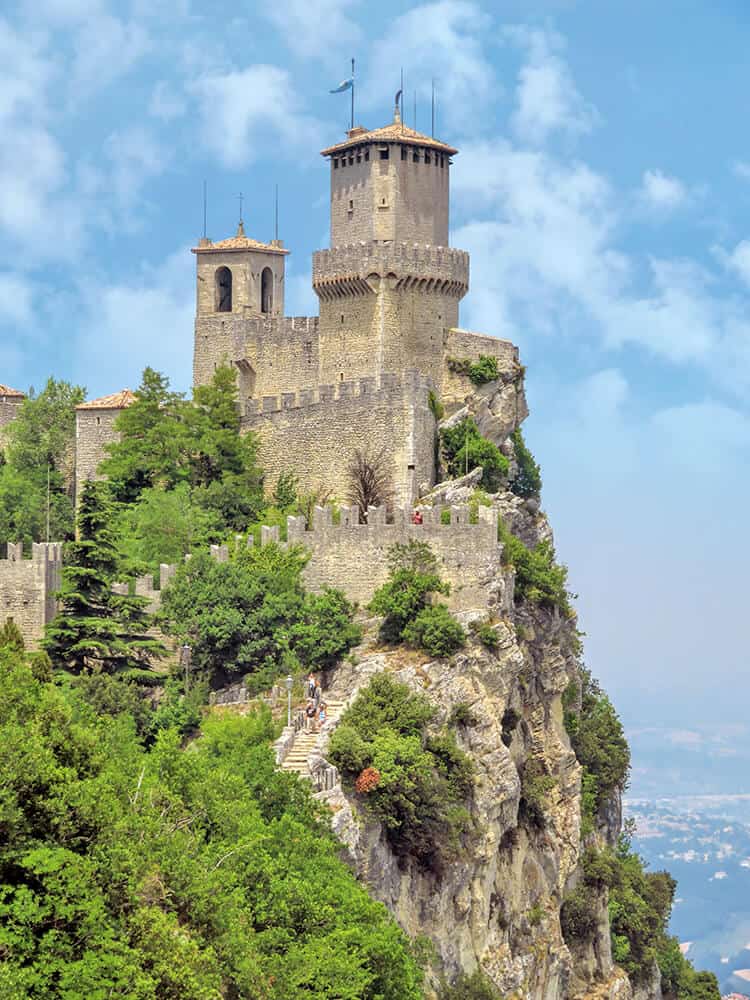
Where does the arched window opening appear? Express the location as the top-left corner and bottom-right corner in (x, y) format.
(215, 267), (232, 312)
(261, 267), (273, 314)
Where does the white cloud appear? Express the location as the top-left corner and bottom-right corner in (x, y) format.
(149, 80), (187, 121)
(364, 1), (495, 134)
(639, 169), (688, 210)
(190, 65), (323, 169)
(68, 13), (150, 97)
(104, 126), (170, 215)
(507, 26), (597, 144)
(0, 273), (34, 326)
(263, 0), (361, 62)
(72, 247), (194, 395)
(732, 160), (750, 181)
(723, 240), (750, 287)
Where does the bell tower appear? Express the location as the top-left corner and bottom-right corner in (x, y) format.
(192, 221), (289, 387)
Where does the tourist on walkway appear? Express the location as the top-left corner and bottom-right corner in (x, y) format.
(307, 672), (316, 698)
(313, 682), (322, 713)
(305, 699), (316, 731)
(318, 702), (327, 730)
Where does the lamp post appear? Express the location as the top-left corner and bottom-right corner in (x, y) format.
(285, 674), (294, 727)
(181, 643), (192, 693)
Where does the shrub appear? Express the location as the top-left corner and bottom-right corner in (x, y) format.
(528, 903), (544, 927)
(447, 355), (500, 386)
(0, 617), (24, 652)
(272, 471), (299, 511)
(428, 390), (445, 420)
(509, 428), (542, 499)
(439, 970), (501, 1000)
(564, 668), (630, 817)
(441, 507), (451, 524)
(498, 519), (572, 615)
(440, 418), (508, 491)
(518, 757), (555, 828)
(402, 604), (466, 657)
(449, 702), (478, 728)
(472, 620), (499, 649)
(328, 674), (474, 871)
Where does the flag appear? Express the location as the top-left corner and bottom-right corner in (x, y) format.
(330, 78), (353, 94)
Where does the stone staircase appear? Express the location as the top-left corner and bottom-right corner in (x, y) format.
(280, 698), (346, 778)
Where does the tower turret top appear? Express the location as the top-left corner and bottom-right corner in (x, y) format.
(192, 221), (289, 256)
(321, 119), (458, 157)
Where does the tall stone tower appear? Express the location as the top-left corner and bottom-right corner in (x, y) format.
(313, 106), (469, 388)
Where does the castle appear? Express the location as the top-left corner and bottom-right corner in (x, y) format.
(1, 108), (524, 646)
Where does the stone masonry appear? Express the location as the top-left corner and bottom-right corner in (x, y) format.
(192, 106), (518, 506)
(0, 542), (62, 648)
(75, 389), (135, 500)
(0, 385), (25, 442)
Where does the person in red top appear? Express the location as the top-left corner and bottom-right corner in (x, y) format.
(412, 510), (423, 525)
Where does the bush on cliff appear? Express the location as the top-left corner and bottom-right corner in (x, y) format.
(509, 427), (542, 500)
(498, 519), (572, 615)
(328, 673), (474, 872)
(0, 645), (423, 999)
(440, 418), (508, 491)
(369, 542), (465, 656)
(158, 542), (359, 691)
(438, 969), (501, 999)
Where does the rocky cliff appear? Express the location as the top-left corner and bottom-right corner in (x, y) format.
(313, 376), (658, 1000)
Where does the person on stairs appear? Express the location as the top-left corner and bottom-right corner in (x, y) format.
(318, 702), (327, 731)
(307, 672), (316, 699)
(305, 700), (316, 731)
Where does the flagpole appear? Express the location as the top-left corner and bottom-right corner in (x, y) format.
(351, 57), (355, 130)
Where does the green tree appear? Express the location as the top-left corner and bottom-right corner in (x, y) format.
(45, 481), (162, 674)
(440, 418), (508, 490)
(158, 543), (359, 691)
(0, 378), (84, 543)
(510, 428), (542, 499)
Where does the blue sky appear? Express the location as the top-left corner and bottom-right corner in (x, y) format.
(3, 0), (750, 783)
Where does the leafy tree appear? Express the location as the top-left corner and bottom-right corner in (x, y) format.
(0, 645), (423, 999)
(0, 378), (84, 543)
(440, 418), (508, 490)
(158, 543), (359, 691)
(329, 674), (474, 871)
(564, 669), (631, 823)
(45, 481), (163, 674)
(498, 519), (572, 614)
(510, 427), (542, 499)
(0, 616), (24, 652)
(114, 483), (223, 576)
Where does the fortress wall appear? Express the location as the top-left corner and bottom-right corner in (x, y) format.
(75, 407), (123, 496)
(0, 542), (62, 648)
(441, 328), (521, 409)
(289, 503), (501, 612)
(0, 399), (23, 439)
(243, 373), (436, 506)
(194, 315), (320, 395)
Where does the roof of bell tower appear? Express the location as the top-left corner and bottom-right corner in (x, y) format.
(191, 221), (289, 256)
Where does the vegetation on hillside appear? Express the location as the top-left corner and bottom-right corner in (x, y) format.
(368, 541), (465, 657)
(0, 640), (423, 999)
(328, 674), (474, 872)
(509, 428), (542, 500)
(446, 355), (500, 386)
(498, 519), (572, 615)
(440, 418), (508, 491)
(0, 378), (84, 544)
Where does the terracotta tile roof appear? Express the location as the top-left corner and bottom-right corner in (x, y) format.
(321, 119), (458, 157)
(192, 222), (289, 255)
(0, 385), (24, 398)
(76, 389), (136, 411)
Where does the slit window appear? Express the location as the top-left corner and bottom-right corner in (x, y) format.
(425, 151), (431, 164)
(364, 149), (369, 161)
(334, 158), (339, 169)
(401, 146), (407, 160)
(379, 147), (389, 160)
(413, 149), (419, 162)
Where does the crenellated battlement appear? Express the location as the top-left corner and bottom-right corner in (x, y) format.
(0, 541), (63, 648)
(243, 369), (433, 421)
(312, 242), (469, 300)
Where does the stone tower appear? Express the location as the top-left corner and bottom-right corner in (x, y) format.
(192, 222), (289, 389)
(314, 106), (469, 388)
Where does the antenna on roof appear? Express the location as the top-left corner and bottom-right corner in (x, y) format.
(237, 191), (245, 237)
(274, 184), (279, 241)
(202, 180), (207, 239)
(431, 78), (435, 136)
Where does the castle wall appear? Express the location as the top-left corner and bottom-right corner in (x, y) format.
(0, 399), (22, 441)
(195, 249), (285, 318)
(75, 408), (122, 495)
(441, 329), (520, 409)
(0, 542), (62, 648)
(290, 503), (502, 613)
(242, 373), (436, 506)
(194, 315), (319, 395)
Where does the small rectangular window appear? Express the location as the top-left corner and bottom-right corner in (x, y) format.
(425, 151), (431, 164)
(364, 149), (369, 161)
(379, 147), (389, 160)
(333, 158), (339, 169)
(348, 154), (354, 165)
(356, 151), (361, 162)
(401, 146), (407, 160)
(413, 149), (419, 162)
